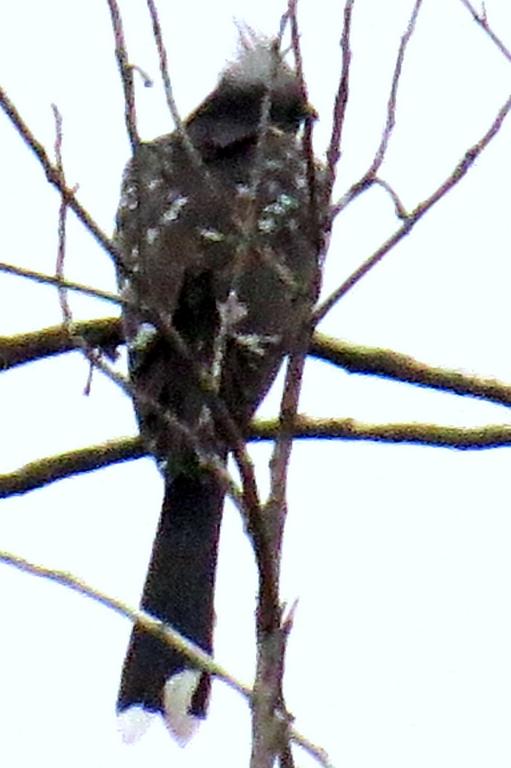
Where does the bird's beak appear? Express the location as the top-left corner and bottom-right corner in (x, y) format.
(304, 102), (318, 121)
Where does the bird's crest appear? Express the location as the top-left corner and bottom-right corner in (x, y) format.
(222, 26), (295, 91)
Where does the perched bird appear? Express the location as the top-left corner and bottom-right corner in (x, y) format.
(115, 31), (321, 743)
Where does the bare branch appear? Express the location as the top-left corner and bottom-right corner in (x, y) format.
(0, 548), (249, 693)
(5, 417), (511, 499)
(8, 418), (511, 498)
(6, 318), (511, 413)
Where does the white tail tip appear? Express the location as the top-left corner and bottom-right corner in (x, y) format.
(163, 669), (202, 746)
(117, 705), (154, 744)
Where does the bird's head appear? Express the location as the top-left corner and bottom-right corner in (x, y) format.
(186, 31), (316, 150)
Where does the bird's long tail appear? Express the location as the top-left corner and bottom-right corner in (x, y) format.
(117, 470), (224, 743)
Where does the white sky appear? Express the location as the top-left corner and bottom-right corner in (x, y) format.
(1, 1), (511, 766)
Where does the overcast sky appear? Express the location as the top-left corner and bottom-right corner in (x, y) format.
(1, 1), (511, 766)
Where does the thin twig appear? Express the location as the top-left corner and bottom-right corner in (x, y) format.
(0, 549), (249, 693)
(131, 63), (153, 88)
(317, 90), (511, 322)
(330, 0), (423, 219)
(5, 238), (245, 502)
(458, 0), (511, 62)
(145, 0), (206, 173)
(69, 342), (246, 514)
(266, 6), (319, 521)
(0, 85), (119, 265)
(0, 273), (258, 516)
(324, 0), (355, 206)
(233, 17), (313, 767)
(268, 348), (307, 512)
(0, 261), (121, 307)
(372, 177), (408, 218)
(0, 266), (259, 521)
(267, 93), (319, 528)
(51, 104), (98, 392)
(106, 0), (140, 151)
(144, 0), (182, 129)
(288, 0), (321, 257)
(51, 104), (73, 324)
(366, 0), (423, 177)
(267, 13), (310, 768)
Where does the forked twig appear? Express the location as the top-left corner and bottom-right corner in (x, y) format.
(316, 90), (511, 322)
(458, 0), (511, 62)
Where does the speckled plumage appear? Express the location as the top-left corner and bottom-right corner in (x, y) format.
(115, 35), (322, 743)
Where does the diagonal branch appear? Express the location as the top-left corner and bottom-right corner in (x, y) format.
(0, 549), (332, 768)
(317, 90), (511, 321)
(0, 548), (249, 692)
(0, 85), (119, 266)
(0, 261), (121, 310)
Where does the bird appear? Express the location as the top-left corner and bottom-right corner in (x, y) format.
(114, 30), (321, 744)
